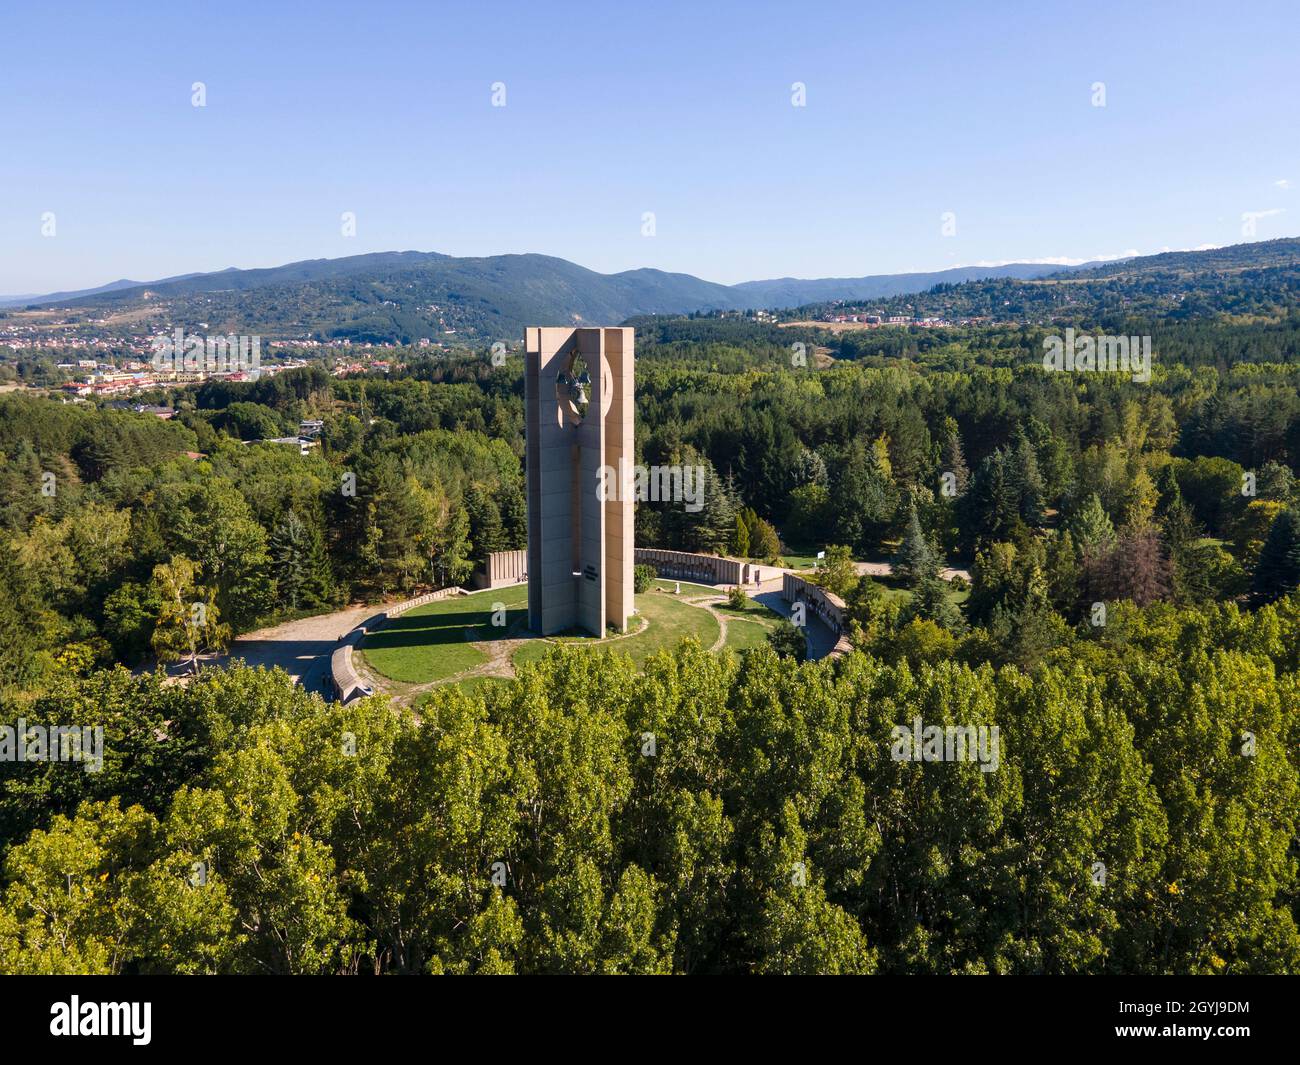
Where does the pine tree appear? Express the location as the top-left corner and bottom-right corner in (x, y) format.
(940, 418), (969, 495)
(958, 448), (1017, 550)
(1013, 432), (1045, 526)
(1070, 493), (1117, 555)
(988, 563), (1063, 669)
(903, 572), (966, 633)
(894, 508), (939, 586)
(270, 509), (333, 611)
(831, 443), (898, 556)
(435, 505), (474, 587)
(749, 514), (782, 560)
(271, 510), (305, 610)
(1252, 508), (1300, 603)
(686, 463), (737, 554)
(733, 514), (751, 558)
(465, 482), (506, 565)
(1045, 530), (1081, 618)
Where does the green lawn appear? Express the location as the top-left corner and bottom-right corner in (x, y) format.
(722, 615), (776, 651)
(512, 586), (721, 672)
(362, 579), (786, 689)
(358, 583), (528, 684)
(869, 571), (969, 609)
(651, 578), (718, 594)
(716, 594), (779, 620)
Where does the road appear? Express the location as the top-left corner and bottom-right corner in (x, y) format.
(215, 602), (385, 696)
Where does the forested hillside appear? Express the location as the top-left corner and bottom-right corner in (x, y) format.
(793, 238), (1300, 324)
(5, 238), (1297, 344)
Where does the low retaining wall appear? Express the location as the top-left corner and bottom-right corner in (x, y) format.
(635, 548), (764, 586)
(386, 585), (461, 618)
(330, 639), (367, 705)
(331, 586), (463, 702)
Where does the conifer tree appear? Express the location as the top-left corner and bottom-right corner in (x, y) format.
(1253, 508), (1300, 603)
(940, 417), (969, 496)
(733, 514), (751, 558)
(1070, 493), (1117, 555)
(894, 507), (939, 586)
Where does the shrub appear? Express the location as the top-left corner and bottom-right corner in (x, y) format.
(767, 619), (807, 662)
(633, 564), (657, 594)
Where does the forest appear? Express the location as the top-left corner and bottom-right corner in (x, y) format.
(1, 299), (1299, 972)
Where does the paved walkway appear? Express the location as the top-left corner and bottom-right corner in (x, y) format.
(852, 560), (970, 582)
(751, 578), (841, 660)
(215, 602), (393, 696)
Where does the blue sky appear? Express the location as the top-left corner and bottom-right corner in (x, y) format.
(2, 0), (1297, 293)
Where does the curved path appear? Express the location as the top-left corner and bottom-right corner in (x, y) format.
(213, 601), (398, 696)
(353, 611), (659, 705)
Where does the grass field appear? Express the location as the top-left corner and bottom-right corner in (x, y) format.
(361, 579), (785, 690)
(650, 578), (719, 595)
(358, 583), (528, 684)
(869, 572), (969, 608)
(778, 546), (823, 570)
(720, 614), (775, 650)
(715, 592), (778, 620)
(511, 582), (721, 672)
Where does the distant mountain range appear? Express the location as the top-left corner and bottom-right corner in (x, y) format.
(0, 253), (1087, 341)
(730, 262), (1112, 307)
(2, 238), (1296, 342)
(0, 273), (218, 308)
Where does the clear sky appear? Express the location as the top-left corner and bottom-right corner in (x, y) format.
(2, 0), (1297, 294)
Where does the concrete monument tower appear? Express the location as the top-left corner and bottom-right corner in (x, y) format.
(524, 326), (634, 637)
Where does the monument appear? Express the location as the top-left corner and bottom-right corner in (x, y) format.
(524, 326), (634, 637)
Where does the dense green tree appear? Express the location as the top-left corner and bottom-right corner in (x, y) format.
(894, 508), (939, 586)
(269, 509), (333, 611)
(149, 558), (229, 673)
(1253, 508), (1300, 604)
(732, 514), (751, 558)
(813, 544), (856, 598)
(1070, 493), (1117, 556)
(767, 620), (808, 662)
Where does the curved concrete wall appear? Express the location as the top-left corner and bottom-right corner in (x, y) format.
(781, 572), (853, 658)
(330, 587), (462, 702)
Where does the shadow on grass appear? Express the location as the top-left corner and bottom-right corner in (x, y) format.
(364, 607), (529, 649)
